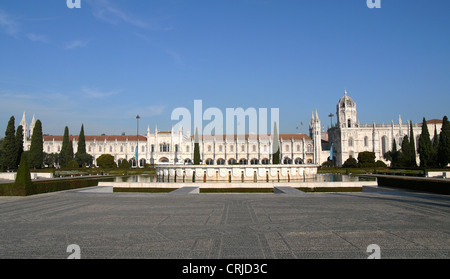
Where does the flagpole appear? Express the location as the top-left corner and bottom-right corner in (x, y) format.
(136, 114), (140, 168)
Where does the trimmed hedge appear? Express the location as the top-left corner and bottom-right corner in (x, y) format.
(113, 188), (174, 193)
(0, 177), (113, 196)
(377, 176), (450, 195)
(296, 187), (362, 193)
(200, 188), (273, 193)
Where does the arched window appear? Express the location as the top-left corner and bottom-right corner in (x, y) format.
(205, 158), (214, 165)
(294, 158), (303, 164)
(285, 145), (289, 152)
(207, 145), (211, 152)
(261, 158), (270, 165)
(283, 157), (292, 164)
(364, 136), (369, 147)
(241, 145), (245, 152)
(110, 146), (113, 152)
(186, 145), (190, 152)
(297, 145), (301, 152)
(239, 158), (248, 165)
(252, 145), (256, 152)
(348, 119), (352, 128)
(228, 158), (236, 165)
(307, 144), (313, 153)
(219, 145), (223, 152)
(250, 158), (258, 165)
(381, 136), (388, 155)
(230, 145), (234, 152)
(348, 137), (353, 147)
(120, 146), (123, 152)
(217, 158), (225, 165)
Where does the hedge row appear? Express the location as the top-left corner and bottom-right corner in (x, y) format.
(0, 177), (113, 196)
(377, 176), (450, 195)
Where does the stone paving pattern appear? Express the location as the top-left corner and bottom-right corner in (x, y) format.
(0, 187), (449, 259)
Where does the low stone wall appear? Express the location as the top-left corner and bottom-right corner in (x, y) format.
(154, 164), (319, 183)
(0, 172), (54, 181)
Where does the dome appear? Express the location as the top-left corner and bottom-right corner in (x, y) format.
(338, 90), (356, 108)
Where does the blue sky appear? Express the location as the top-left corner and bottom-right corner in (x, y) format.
(0, 0), (449, 136)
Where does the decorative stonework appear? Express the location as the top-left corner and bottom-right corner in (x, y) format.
(155, 164), (318, 183)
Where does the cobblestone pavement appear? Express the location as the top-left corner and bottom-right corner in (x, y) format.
(0, 187), (449, 259)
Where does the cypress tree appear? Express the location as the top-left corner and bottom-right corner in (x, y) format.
(418, 118), (433, 167)
(432, 125), (439, 167)
(193, 127), (200, 165)
(14, 152), (32, 195)
(390, 139), (400, 168)
(15, 125), (24, 169)
(77, 124), (86, 154)
(400, 135), (411, 168)
(272, 121), (280, 164)
(59, 126), (71, 168)
(409, 121), (417, 167)
(2, 116), (17, 171)
(75, 124), (92, 167)
(437, 116), (450, 167)
(28, 120), (44, 169)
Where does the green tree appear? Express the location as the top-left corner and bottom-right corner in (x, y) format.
(2, 116), (17, 171)
(431, 125), (439, 167)
(44, 152), (59, 168)
(193, 127), (200, 165)
(437, 116), (450, 167)
(28, 120), (44, 169)
(96, 154), (117, 168)
(357, 151), (376, 168)
(59, 126), (73, 168)
(15, 125), (24, 169)
(272, 121), (280, 164)
(409, 121), (417, 167)
(342, 157), (358, 168)
(14, 152), (32, 194)
(118, 159), (131, 169)
(418, 118), (433, 167)
(400, 135), (411, 168)
(0, 137), (4, 170)
(74, 124), (93, 167)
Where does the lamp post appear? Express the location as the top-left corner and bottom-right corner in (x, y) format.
(136, 114), (140, 168)
(328, 113), (334, 128)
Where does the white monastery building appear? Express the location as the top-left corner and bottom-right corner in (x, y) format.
(19, 92), (443, 167)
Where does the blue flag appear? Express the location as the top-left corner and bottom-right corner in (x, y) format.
(135, 146), (138, 163)
(330, 143), (333, 160)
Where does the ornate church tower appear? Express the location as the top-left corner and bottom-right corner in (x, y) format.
(29, 114), (36, 139)
(336, 90), (358, 128)
(19, 112), (29, 150)
(309, 109), (322, 164)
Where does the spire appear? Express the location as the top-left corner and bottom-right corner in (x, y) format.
(315, 109), (319, 122)
(20, 111), (27, 126)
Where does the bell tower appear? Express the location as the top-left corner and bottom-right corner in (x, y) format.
(309, 109), (322, 164)
(336, 90), (358, 128)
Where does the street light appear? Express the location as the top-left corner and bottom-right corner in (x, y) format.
(328, 113), (334, 127)
(136, 114), (140, 168)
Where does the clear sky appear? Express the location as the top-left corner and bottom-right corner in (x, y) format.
(1, 0), (449, 136)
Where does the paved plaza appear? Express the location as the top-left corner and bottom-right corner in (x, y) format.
(0, 186), (449, 259)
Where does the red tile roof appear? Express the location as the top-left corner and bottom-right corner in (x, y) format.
(43, 135), (147, 142)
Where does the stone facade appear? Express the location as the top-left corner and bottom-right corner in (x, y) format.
(326, 91), (443, 166)
(18, 113), (318, 167)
